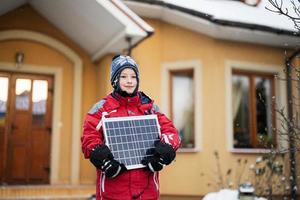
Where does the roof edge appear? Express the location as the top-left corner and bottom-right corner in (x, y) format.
(93, 0), (154, 61)
(110, 0), (154, 35)
(125, 0), (299, 37)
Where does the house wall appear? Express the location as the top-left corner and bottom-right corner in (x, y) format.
(129, 18), (286, 196)
(97, 54), (114, 100)
(94, 18), (289, 196)
(0, 5), (98, 184)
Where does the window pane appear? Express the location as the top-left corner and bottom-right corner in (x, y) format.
(0, 77), (9, 126)
(232, 75), (252, 148)
(32, 80), (48, 125)
(255, 77), (273, 147)
(172, 72), (194, 148)
(15, 79), (31, 110)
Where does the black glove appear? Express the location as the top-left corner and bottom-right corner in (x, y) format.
(90, 144), (126, 178)
(142, 156), (164, 172)
(142, 142), (176, 172)
(101, 159), (127, 178)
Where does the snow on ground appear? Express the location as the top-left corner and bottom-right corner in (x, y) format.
(202, 189), (267, 200)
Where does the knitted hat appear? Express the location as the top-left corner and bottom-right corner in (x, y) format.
(110, 55), (139, 87)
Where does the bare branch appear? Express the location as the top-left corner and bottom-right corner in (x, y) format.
(267, 0), (300, 31)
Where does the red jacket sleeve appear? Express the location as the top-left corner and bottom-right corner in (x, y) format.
(81, 103), (105, 159)
(156, 112), (181, 150)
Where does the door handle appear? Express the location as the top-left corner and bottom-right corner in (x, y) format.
(44, 166), (50, 174)
(11, 124), (17, 131)
(8, 124), (17, 133)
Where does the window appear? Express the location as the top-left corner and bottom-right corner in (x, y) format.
(161, 60), (202, 152)
(232, 70), (276, 149)
(32, 80), (48, 125)
(170, 69), (195, 148)
(15, 78), (31, 110)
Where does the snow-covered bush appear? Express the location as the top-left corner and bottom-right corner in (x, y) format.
(202, 189), (267, 200)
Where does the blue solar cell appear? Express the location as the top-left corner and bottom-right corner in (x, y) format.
(102, 115), (161, 170)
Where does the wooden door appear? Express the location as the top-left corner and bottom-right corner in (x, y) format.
(0, 72), (53, 185)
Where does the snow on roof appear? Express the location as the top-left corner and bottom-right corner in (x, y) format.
(125, 0), (299, 47)
(164, 0), (296, 32)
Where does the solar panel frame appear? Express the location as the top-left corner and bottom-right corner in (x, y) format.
(102, 114), (161, 170)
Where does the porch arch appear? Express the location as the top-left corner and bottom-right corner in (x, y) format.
(0, 30), (82, 184)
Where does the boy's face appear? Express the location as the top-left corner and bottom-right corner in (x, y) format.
(119, 68), (138, 94)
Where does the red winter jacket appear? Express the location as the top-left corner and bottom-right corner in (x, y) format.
(81, 92), (180, 200)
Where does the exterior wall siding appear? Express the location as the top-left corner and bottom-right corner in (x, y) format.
(129, 18), (286, 196)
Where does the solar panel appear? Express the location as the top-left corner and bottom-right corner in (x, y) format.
(102, 114), (161, 170)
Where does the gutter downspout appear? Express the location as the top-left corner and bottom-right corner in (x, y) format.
(125, 31), (154, 56)
(109, 0), (154, 56)
(285, 48), (300, 200)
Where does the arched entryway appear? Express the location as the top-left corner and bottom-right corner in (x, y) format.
(0, 30), (83, 184)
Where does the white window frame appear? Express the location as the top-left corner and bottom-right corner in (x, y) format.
(225, 60), (287, 153)
(161, 60), (203, 152)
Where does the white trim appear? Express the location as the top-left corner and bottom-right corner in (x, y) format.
(111, 0), (154, 33)
(92, 0), (151, 60)
(153, 172), (159, 191)
(161, 60), (203, 152)
(97, 0), (146, 35)
(225, 60), (287, 153)
(101, 173), (105, 193)
(0, 30), (83, 184)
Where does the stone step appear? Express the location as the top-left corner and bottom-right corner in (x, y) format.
(0, 185), (95, 200)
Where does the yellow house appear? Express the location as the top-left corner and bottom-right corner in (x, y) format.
(0, 0), (299, 199)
